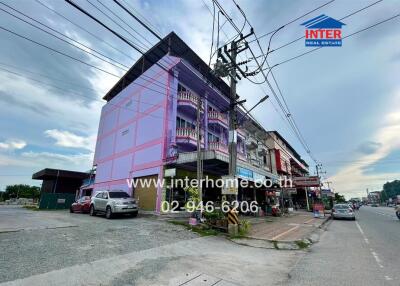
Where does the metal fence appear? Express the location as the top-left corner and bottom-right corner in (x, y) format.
(39, 193), (76, 209)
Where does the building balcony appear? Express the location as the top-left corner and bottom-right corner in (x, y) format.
(176, 128), (204, 149)
(257, 145), (268, 156)
(237, 152), (246, 162)
(245, 136), (258, 150)
(177, 91), (204, 115)
(208, 111), (228, 128)
(237, 128), (246, 139)
(208, 141), (228, 154)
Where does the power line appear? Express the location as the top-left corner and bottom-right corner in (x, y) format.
(119, 0), (163, 36)
(17, 0), (178, 97)
(230, 0), (318, 164)
(252, 0), (383, 60)
(0, 25), (121, 78)
(0, 3), (130, 71)
(34, 0), (136, 61)
(85, 0), (147, 51)
(249, 0), (336, 43)
(268, 13), (400, 68)
(0, 66), (178, 123)
(203, 0), (313, 168)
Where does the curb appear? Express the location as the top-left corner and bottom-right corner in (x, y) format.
(228, 216), (331, 250)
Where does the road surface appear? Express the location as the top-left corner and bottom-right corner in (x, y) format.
(286, 206), (400, 286)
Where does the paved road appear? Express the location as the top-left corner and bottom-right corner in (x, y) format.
(0, 206), (300, 286)
(285, 206), (400, 286)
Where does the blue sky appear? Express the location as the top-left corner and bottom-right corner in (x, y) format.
(0, 0), (399, 198)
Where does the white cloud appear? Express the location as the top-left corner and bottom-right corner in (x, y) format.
(330, 89), (400, 198)
(0, 139), (27, 150)
(21, 151), (93, 169)
(45, 129), (95, 151)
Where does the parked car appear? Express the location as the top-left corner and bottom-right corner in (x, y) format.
(70, 196), (91, 213)
(89, 191), (138, 219)
(371, 203), (378, 207)
(395, 205), (400, 220)
(332, 204), (356, 220)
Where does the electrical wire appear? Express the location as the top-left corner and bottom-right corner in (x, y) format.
(0, 4), (130, 71)
(34, 0), (136, 61)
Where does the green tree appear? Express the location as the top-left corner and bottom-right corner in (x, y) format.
(334, 193), (346, 203)
(381, 180), (400, 202)
(3, 184), (40, 200)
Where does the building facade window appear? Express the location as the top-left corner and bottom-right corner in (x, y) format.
(208, 132), (220, 142)
(176, 117), (195, 129)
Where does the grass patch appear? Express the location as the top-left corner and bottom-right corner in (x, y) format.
(168, 220), (219, 236)
(295, 240), (310, 249)
(22, 205), (39, 211)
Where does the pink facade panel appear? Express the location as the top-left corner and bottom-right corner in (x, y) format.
(101, 109), (118, 135)
(112, 154), (133, 180)
(95, 160), (113, 183)
(134, 143), (162, 166)
(98, 133), (115, 160)
(115, 123), (136, 154)
(135, 108), (164, 146)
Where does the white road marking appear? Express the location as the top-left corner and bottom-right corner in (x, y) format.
(355, 221), (365, 235)
(385, 275), (393, 281)
(355, 221), (384, 269)
(371, 251), (384, 268)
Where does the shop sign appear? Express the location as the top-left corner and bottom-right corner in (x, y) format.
(253, 172), (265, 183)
(285, 188), (297, 195)
(292, 176), (320, 187)
(236, 167), (253, 180)
(164, 168), (176, 177)
(221, 176), (238, 195)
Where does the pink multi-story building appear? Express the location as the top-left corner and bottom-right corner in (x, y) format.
(83, 32), (285, 212)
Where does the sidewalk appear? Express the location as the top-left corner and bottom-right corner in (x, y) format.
(243, 210), (329, 242)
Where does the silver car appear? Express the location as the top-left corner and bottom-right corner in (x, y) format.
(332, 204), (355, 220)
(89, 191), (138, 219)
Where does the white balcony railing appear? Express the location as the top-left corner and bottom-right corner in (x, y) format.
(177, 91), (204, 110)
(176, 128), (204, 144)
(176, 128), (197, 140)
(209, 141), (228, 153)
(208, 111), (228, 126)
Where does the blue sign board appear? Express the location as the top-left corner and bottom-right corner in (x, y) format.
(236, 167), (253, 180)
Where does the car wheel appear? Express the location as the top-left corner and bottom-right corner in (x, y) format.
(69, 207), (73, 213)
(89, 205), (96, 216)
(396, 212), (400, 220)
(131, 212), (138, 218)
(105, 206), (113, 219)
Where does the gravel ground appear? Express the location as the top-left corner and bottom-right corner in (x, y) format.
(0, 206), (198, 283)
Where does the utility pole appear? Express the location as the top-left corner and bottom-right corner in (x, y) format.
(228, 40), (238, 181)
(196, 96), (203, 204)
(315, 164), (325, 199)
(212, 29), (253, 202)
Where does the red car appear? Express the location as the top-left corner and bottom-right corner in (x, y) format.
(70, 196), (91, 213)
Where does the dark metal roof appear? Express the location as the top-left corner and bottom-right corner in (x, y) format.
(32, 168), (90, 180)
(103, 31), (231, 102)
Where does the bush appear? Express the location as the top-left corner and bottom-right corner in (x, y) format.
(239, 219), (251, 236)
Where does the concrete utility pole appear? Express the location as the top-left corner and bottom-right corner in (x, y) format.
(212, 29), (253, 203)
(228, 40), (238, 180)
(196, 96), (203, 203)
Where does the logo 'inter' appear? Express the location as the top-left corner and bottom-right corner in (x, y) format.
(301, 14), (345, 47)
